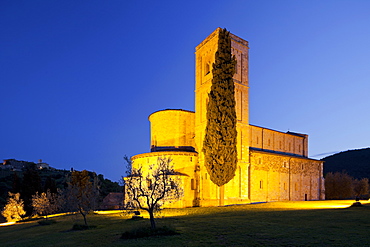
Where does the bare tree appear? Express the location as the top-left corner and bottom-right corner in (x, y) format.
(124, 156), (183, 229)
(2, 192), (26, 222)
(353, 178), (369, 200)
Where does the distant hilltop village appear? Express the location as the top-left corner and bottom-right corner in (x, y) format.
(128, 28), (325, 208)
(1, 159), (54, 171)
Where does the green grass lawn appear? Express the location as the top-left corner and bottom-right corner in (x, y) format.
(1, 200), (370, 246)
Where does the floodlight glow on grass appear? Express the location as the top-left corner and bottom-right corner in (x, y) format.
(94, 210), (123, 215)
(0, 222), (16, 227)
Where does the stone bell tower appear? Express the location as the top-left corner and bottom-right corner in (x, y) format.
(194, 28), (251, 205)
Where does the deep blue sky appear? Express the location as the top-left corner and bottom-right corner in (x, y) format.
(2, 1), (370, 182)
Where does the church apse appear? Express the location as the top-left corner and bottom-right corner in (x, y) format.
(149, 109), (195, 153)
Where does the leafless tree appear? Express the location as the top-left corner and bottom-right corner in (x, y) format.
(353, 178), (369, 200)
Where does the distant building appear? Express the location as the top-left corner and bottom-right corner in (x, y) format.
(100, 193), (124, 210)
(1, 159), (54, 171)
(2, 159), (29, 171)
(36, 159), (53, 170)
(126, 28), (325, 208)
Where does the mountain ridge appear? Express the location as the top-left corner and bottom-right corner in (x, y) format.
(322, 147), (370, 179)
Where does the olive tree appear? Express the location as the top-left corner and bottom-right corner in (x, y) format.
(32, 189), (60, 218)
(124, 156), (183, 229)
(2, 192), (26, 222)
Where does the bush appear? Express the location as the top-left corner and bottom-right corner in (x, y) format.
(126, 215), (144, 221)
(121, 226), (179, 239)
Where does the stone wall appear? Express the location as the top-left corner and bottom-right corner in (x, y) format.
(249, 150), (324, 202)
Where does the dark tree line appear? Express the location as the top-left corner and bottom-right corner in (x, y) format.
(1, 163), (122, 219)
(325, 171), (369, 200)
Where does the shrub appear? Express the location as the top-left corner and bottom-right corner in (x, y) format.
(126, 215), (144, 221)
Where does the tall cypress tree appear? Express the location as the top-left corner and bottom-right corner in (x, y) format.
(203, 28), (237, 187)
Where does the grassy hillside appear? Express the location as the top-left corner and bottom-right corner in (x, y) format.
(322, 148), (370, 179)
(1, 201), (370, 247)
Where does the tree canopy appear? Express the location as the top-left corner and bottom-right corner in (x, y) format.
(2, 192), (25, 222)
(65, 170), (99, 226)
(124, 157), (183, 229)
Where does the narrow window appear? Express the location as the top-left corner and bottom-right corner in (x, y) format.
(205, 61), (210, 75)
(191, 179), (195, 190)
(260, 180), (263, 189)
(284, 182), (287, 190)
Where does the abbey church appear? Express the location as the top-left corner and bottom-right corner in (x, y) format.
(131, 28), (325, 207)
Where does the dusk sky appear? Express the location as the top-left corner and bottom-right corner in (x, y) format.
(2, 1), (370, 182)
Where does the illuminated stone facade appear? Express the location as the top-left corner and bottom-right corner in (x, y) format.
(131, 28), (325, 207)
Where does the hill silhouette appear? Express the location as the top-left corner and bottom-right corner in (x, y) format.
(322, 147), (370, 179)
